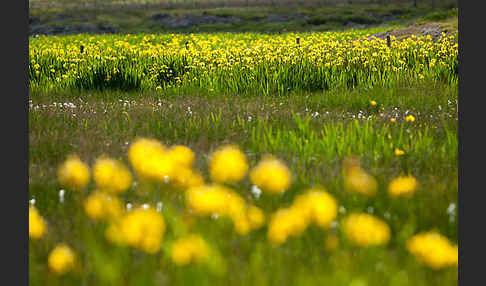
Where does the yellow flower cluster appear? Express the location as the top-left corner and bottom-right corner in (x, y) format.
(185, 184), (265, 235)
(343, 166), (377, 197)
(250, 156), (291, 194)
(48, 244), (76, 275)
(388, 176), (418, 198)
(29, 206), (47, 239)
(106, 207), (165, 254)
(128, 138), (203, 189)
(341, 213), (390, 247)
(209, 145), (248, 184)
(406, 231), (458, 269)
(84, 192), (124, 221)
(171, 234), (210, 266)
(268, 188), (337, 244)
(93, 157), (132, 194)
(128, 138), (174, 182)
(57, 155), (90, 189)
(29, 32), (457, 92)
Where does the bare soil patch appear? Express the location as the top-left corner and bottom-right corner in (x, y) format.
(369, 23), (453, 41)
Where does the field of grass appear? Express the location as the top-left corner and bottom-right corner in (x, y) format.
(29, 3), (458, 35)
(29, 14), (458, 286)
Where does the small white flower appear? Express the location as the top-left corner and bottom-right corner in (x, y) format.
(59, 189), (65, 203)
(142, 203), (150, 210)
(251, 185), (262, 199)
(447, 203), (456, 215)
(338, 206), (346, 214)
(126, 203), (133, 212)
(211, 213), (219, 220)
(156, 202), (163, 212)
(29, 198), (36, 206)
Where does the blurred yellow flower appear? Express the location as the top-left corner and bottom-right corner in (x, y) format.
(343, 166), (377, 197)
(247, 205), (265, 230)
(250, 156), (291, 194)
(84, 192), (124, 221)
(390, 118), (396, 123)
(370, 100), (377, 106)
(267, 207), (309, 245)
(58, 155), (90, 190)
(168, 145), (195, 167)
(93, 157), (132, 194)
(342, 213), (390, 247)
(292, 189), (338, 229)
(171, 234), (210, 266)
(209, 145), (248, 184)
(128, 138), (174, 182)
(394, 148), (405, 156)
(171, 167), (205, 189)
(29, 206), (47, 239)
(407, 231), (458, 269)
(48, 244), (76, 275)
(118, 208), (166, 254)
(185, 184), (255, 235)
(185, 185), (229, 216)
(405, 115), (416, 122)
(388, 176), (418, 198)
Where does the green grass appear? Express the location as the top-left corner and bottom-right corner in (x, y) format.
(29, 80), (457, 285)
(29, 4), (458, 34)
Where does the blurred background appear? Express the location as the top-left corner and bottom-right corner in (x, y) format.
(30, 0), (457, 10)
(28, 0), (458, 36)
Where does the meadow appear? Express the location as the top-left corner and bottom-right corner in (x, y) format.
(29, 18), (458, 286)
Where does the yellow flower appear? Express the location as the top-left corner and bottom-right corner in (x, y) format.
(171, 234), (210, 266)
(407, 231), (458, 269)
(185, 184), (253, 234)
(247, 205), (265, 230)
(342, 213), (390, 247)
(250, 156), (291, 194)
(370, 100), (377, 106)
(171, 167), (205, 189)
(58, 155), (90, 189)
(48, 244), (76, 275)
(267, 207), (309, 245)
(292, 189), (338, 229)
(118, 208), (166, 254)
(209, 145), (248, 184)
(168, 145), (195, 167)
(185, 185), (230, 216)
(388, 176), (418, 198)
(84, 192), (124, 221)
(93, 157), (132, 194)
(405, 115), (416, 122)
(390, 118), (396, 123)
(128, 138), (174, 182)
(29, 206), (47, 239)
(343, 166), (377, 197)
(394, 148), (405, 156)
